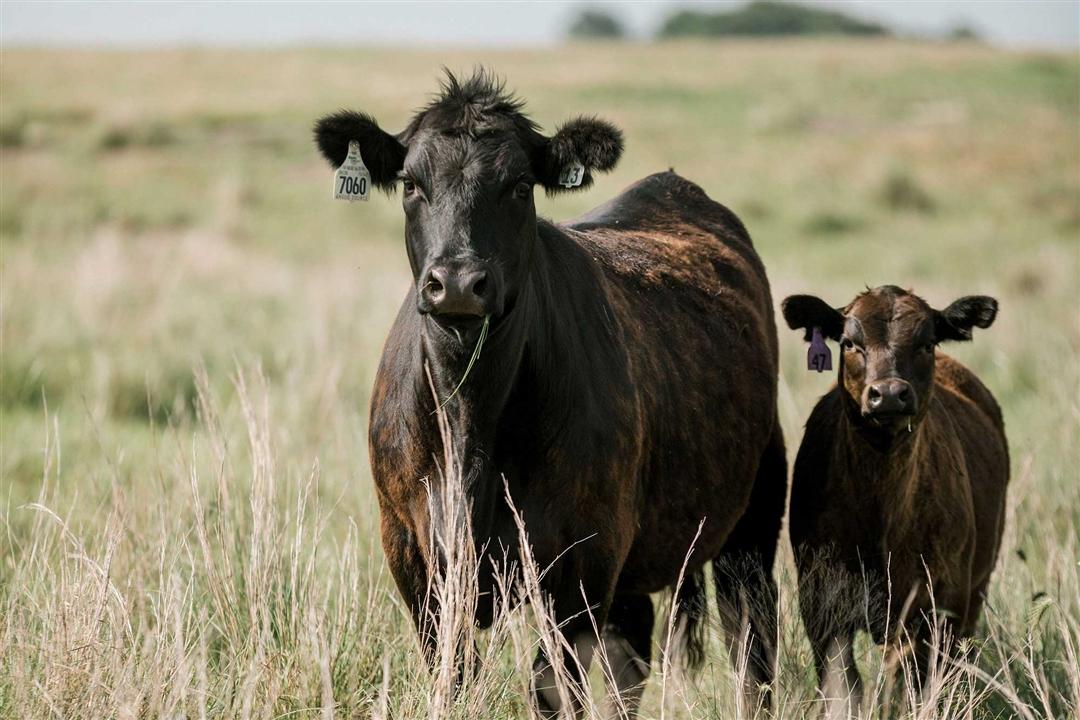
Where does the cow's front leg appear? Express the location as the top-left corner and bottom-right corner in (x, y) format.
(380, 511), (440, 664)
(600, 593), (654, 719)
(532, 625), (601, 719)
(530, 557), (619, 719)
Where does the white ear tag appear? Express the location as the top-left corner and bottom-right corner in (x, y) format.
(333, 141), (371, 202)
(558, 161), (585, 189)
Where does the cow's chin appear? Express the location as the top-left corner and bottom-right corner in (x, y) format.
(861, 411), (918, 435)
(425, 312), (489, 345)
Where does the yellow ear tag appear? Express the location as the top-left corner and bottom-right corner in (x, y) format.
(333, 141), (371, 202)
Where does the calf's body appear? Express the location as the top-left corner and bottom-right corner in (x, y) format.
(783, 287), (1009, 716)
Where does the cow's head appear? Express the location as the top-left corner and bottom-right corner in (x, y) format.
(313, 70), (622, 329)
(783, 286), (997, 435)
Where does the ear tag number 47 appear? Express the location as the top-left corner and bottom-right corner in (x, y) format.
(334, 141), (371, 202)
(808, 326), (832, 373)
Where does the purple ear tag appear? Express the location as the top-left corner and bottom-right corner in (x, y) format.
(808, 327), (832, 373)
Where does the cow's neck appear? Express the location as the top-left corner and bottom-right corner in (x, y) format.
(418, 220), (623, 495)
(836, 396), (937, 521)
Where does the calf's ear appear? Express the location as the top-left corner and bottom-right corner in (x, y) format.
(781, 295), (844, 341)
(538, 116), (623, 194)
(934, 295), (998, 342)
(313, 110), (406, 192)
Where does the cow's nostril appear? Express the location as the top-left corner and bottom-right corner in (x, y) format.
(425, 269), (445, 295)
(868, 386), (882, 401)
(898, 387), (911, 404)
(471, 274), (488, 298)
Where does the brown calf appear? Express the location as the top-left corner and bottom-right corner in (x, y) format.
(783, 285), (1009, 715)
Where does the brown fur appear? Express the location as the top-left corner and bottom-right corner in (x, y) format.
(783, 286), (1009, 698)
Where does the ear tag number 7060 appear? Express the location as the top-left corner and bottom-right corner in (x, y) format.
(334, 141), (371, 202)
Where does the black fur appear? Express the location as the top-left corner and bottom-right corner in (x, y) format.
(312, 110), (405, 192)
(935, 296), (998, 342)
(314, 69), (623, 198)
(540, 116), (625, 194)
(782, 294), (844, 341)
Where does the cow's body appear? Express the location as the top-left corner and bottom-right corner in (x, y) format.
(791, 354), (1008, 637)
(782, 284), (1009, 715)
(370, 171), (786, 710)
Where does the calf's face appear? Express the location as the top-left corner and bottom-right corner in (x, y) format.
(783, 286), (997, 435)
(312, 72), (622, 332)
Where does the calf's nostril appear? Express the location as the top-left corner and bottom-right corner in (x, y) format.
(898, 388), (911, 404)
(471, 274), (488, 298)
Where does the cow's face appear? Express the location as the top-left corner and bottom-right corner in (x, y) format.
(396, 126), (538, 324)
(783, 286), (998, 436)
(313, 71), (622, 332)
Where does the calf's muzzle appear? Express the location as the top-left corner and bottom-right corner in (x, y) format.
(863, 378), (916, 418)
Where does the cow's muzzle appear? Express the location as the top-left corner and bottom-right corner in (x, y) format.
(418, 260), (500, 321)
(861, 378), (917, 423)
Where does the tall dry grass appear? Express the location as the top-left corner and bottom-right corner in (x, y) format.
(2, 41), (1078, 719)
(1, 366), (1076, 718)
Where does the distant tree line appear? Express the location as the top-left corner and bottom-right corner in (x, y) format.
(658, 1), (887, 38)
(568, 9), (627, 39)
(568, 1), (977, 41)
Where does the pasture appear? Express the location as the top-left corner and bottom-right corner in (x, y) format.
(1, 40), (1078, 718)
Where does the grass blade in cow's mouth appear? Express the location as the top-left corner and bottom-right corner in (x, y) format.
(435, 314), (490, 412)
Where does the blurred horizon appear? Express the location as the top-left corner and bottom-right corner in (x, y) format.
(2, 0), (1078, 50)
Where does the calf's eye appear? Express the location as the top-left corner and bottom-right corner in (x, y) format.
(514, 182), (533, 200)
(920, 342), (935, 354)
(402, 178), (416, 195)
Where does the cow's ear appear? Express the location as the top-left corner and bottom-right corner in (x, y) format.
(782, 294), (844, 342)
(934, 295), (998, 342)
(537, 116), (623, 194)
(313, 110), (405, 192)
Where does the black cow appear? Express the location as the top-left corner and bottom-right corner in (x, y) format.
(314, 70), (787, 717)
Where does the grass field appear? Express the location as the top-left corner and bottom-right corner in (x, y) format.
(1, 40), (1078, 718)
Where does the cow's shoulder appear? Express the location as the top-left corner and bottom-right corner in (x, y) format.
(933, 353), (1005, 434)
(790, 389), (845, 521)
(564, 170), (750, 242)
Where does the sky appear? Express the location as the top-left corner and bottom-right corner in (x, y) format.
(2, 1), (1078, 49)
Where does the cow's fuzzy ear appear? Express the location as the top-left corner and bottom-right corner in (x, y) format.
(934, 295), (998, 342)
(782, 294), (845, 342)
(313, 110), (405, 192)
(538, 116), (623, 194)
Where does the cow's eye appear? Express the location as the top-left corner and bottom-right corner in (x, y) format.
(514, 182), (533, 200)
(920, 342), (935, 354)
(402, 178), (416, 196)
(841, 338), (854, 351)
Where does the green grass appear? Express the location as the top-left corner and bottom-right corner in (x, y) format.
(1, 40), (1078, 718)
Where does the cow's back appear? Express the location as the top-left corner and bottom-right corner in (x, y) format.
(557, 171), (781, 591)
(564, 171), (774, 340)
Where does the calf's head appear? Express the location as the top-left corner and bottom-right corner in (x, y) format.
(783, 286), (997, 434)
(313, 70), (622, 329)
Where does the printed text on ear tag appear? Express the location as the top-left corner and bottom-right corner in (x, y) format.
(808, 327), (832, 373)
(333, 141), (371, 202)
(558, 161), (585, 189)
